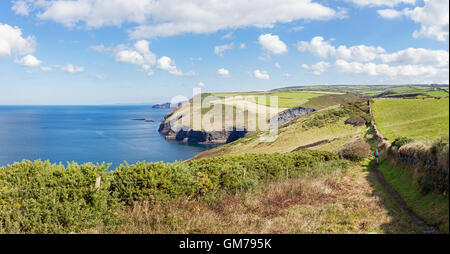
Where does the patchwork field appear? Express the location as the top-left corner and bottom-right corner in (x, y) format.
(372, 98), (449, 141)
(274, 84), (449, 98)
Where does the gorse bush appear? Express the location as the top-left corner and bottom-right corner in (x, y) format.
(301, 99), (371, 129)
(0, 161), (121, 234)
(345, 115), (366, 126)
(391, 137), (415, 149)
(0, 150), (339, 233)
(112, 150), (338, 201)
(338, 139), (371, 161)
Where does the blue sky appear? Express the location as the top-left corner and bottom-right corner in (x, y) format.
(0, 0), (448, 105)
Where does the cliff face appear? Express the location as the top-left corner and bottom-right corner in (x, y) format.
(271, 106), (316, 127)
(158, 105), (315, 144)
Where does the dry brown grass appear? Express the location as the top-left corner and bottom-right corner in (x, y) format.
(89, 164), (419, 234)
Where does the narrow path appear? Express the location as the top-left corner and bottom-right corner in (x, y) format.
(370, 162), (442, 234)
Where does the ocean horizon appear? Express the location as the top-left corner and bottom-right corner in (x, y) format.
(0, 105), (215, 168)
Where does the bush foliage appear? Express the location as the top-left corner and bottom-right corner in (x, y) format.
(338, 139), (371, 161)
(0, 161), (121, 234)
(345, 115), (366, 126)
(391, 137), (415, 149)
(0, 150), (338, 233)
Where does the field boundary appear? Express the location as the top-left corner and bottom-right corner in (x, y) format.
(368, 101), (446, 234)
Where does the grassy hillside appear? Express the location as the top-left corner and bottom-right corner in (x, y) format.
(372, 98), (449, 141)
(212, 91), (354, 109)
(193, 99), (370, 159)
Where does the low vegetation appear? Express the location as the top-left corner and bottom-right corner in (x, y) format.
(338, 139), (371, 161)
(92, 161), (419, 234)
(1, 150), (343, 233)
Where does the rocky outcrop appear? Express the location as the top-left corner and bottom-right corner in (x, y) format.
(152, 102), (183, 109)
(270, 106), (316, 127)
(175, 129), (249, 144)
(159, 105), (315, 144)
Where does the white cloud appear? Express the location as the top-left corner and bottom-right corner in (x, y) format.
(405, 0), (449, 42)
(377, 0), (449, 42)
(183, 71), (199, 77)
(377, 9), (403, 19)
(0, 23), (36, 57)
(336, 45), (385, 62)
(334, 59), (447, 78)
(239, 43), (246, 49)
(301, 61), (329, 75)
(221, 32), (233, 40)
(18, 0), (338, 38)
(297, 36), (335, 58)
(282, 73), (291, 77)
(11, 0), (31, 15)
(197, 82), (205, 87)
(298, 36), (386, 61)
(253, 69), (270, 80)
(298, 36), (449, 68)
(188, 57), (202, 64)
(40, 66), (52, 72)
(157, 56), (182, 76)
(61, 64), (84, 73)
(258, 34), (287, 55)
(291, 26), (305, 31)
(380, 48), (449, 67)
(217, 68), (231, 78)
(114, 40), (156, 75)
(97, 40), (194, 76)
(275, 63), (281, 69)
(214, 43), (234, 56)
(90, 44), (112, 52)
(115, 50), (145, 65)
(346, 0), (416, 7)
(14, 54), (42, 67)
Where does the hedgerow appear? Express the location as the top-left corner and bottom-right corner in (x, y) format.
(0, 161), (121, 234)
(0, 150), (339, 233)
(301, 99), (371, 129)
(112, 150), (338, 200)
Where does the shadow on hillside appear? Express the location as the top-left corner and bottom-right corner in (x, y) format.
(362, 159), (421, 234)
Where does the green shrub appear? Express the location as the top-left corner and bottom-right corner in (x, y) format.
(0, 161), (121, 234)
(345, 115), (366, 126)
(0, 150), (339, 233)
(338, 139), (371, 161)
(391, 137), (414, 149)
(111, 150), (338, 202)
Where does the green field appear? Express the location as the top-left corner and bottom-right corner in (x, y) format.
(274, 84), (449, 98)
(372, 98), (449, 141)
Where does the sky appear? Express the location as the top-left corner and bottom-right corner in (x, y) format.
(0, 0), (448, 105)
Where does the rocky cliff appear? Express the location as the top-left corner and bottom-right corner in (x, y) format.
(159, 105), (315, 144)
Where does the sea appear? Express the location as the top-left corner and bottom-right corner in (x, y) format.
(0, 106), (215, 169)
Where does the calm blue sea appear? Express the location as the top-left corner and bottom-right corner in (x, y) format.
(0, 106), (215, 168)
